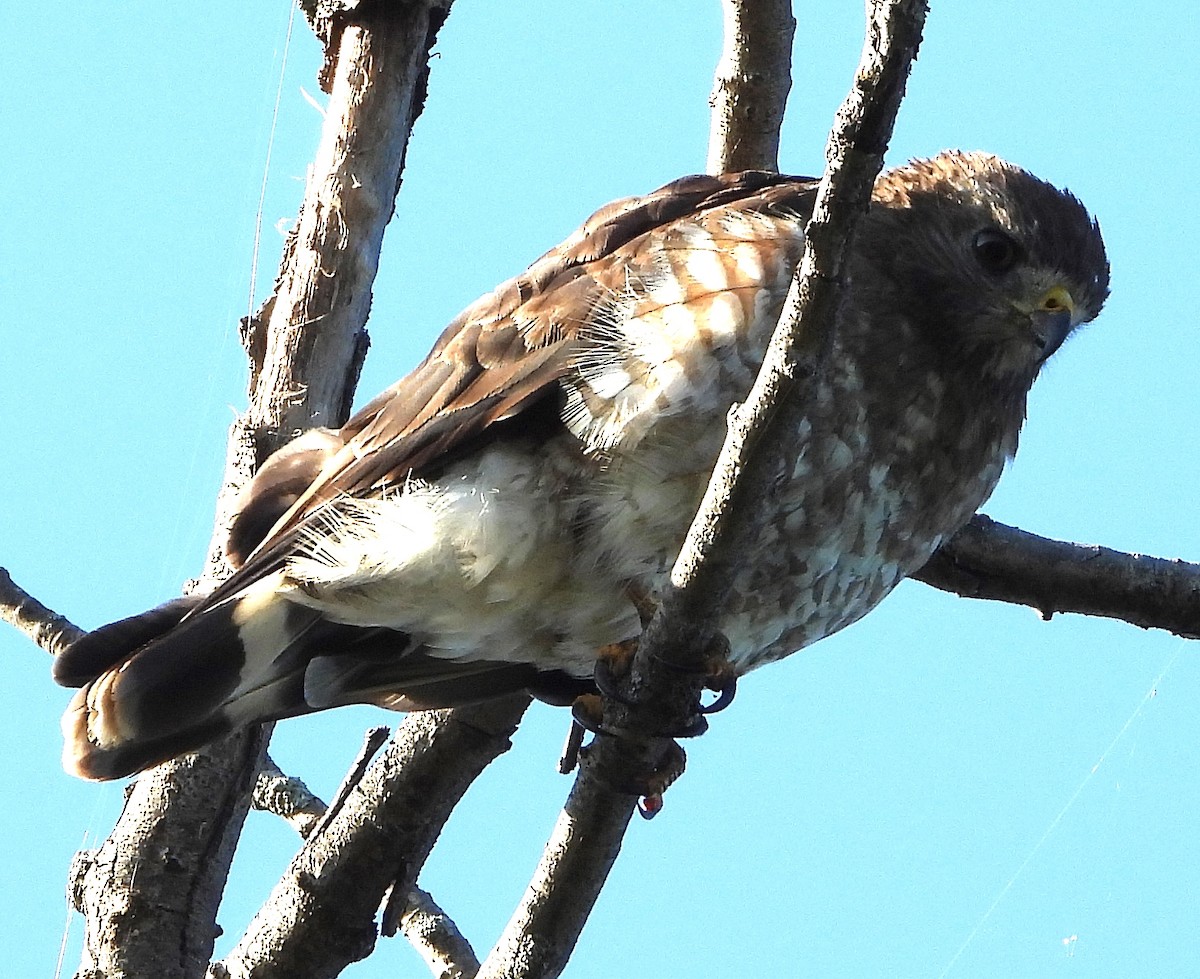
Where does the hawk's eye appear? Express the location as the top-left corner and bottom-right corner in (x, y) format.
(972, 228), (1022, 275)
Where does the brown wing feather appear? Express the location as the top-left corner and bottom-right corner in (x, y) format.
(206, 170), (819, 609)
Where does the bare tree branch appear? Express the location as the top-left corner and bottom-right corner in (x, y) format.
(707, 0), (796, 173)
(476, 4), (929, 977)
(212, 695), (529, 979)
(395, 887), (482, 979)
(659, 0), (927, 654)
(254, 755), (329, 839)
(0, 567), (83, 656)
(250, 758), (482, 979)
(66, 6), (455, 978)
(68, 726), (273, 979)
(473, 763), (638, 979)
(915, 514), (1200, 638)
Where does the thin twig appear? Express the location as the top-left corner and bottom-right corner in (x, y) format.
(253, 755), (330, 839)
(308, 725), (391, 839)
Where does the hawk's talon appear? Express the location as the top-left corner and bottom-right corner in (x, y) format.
(638, 793), (664, 819)
(571, 691), (705, 740)
(570, 693), (605, 735)
(593, 639), (638, 704)
(634, 739), (687, 816)
(699, 666), (738, 715)
(592, 738), (687, 814)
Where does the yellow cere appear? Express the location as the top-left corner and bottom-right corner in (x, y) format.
(1039, 285), (1074, 315)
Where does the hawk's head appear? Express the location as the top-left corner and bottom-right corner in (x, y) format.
(860, 150), (1110, 385)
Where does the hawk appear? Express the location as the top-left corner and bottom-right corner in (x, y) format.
(54, 151), (1109, 780)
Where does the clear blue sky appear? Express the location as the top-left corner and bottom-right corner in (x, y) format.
(4, 2), (1198, 976)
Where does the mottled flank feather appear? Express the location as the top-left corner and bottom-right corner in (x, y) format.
(54, 152), (1109, 780)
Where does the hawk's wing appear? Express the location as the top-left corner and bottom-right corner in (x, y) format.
(212, 170), (819, 609)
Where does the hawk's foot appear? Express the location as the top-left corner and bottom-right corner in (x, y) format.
(633, 740), (687, 819)
(642, 630), (739, 715)
(595, 631), (737, 714)
(558, 687), (702, 814)
(570, 691), (708, 742)
(557, 627), (735, 814)
(624, 581), (659, 628)
(557, 713), (686, 820)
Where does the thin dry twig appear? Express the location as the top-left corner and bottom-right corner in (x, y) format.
(253, 755), (330, 839)
(307, 725), (391, 839)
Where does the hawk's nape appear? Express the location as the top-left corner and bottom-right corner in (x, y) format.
(54, 152), (1108, 780)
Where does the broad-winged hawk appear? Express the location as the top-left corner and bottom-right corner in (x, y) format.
(55, 151), (1110, 780)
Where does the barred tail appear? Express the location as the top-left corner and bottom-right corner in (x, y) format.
(53, 580), (593, 780)
(54, 575), (321, 781)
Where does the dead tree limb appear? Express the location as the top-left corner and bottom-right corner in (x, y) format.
(211, 696), (528, 979)
(249, 750), (485, 979)
(472, 764), (639, 979)
(0, 567), (82, 656)
(396, 887), (482, 979)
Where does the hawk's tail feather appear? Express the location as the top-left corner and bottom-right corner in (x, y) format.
(306, 649), (543, 711)
(56, 584), (597, 780)
(52, 595), (204, 688)
(58, 577), (325, 781)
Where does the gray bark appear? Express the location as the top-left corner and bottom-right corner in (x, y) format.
(706, 0), (796, 173)
(64, 5), (453, 976)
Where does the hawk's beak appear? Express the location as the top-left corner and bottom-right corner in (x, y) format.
(1029, 286), (1075, 362)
